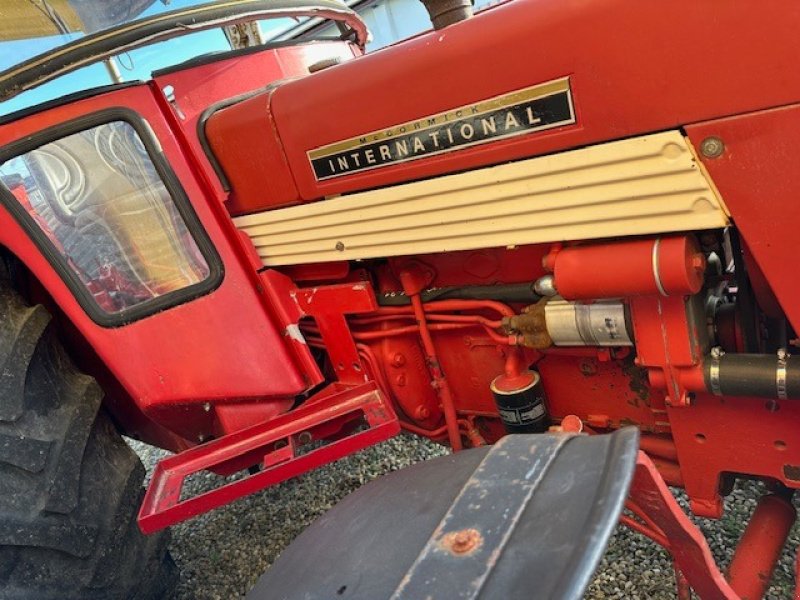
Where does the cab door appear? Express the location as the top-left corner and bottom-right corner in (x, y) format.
(0, 84), (318, 445)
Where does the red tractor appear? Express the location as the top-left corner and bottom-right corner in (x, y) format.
(1, 0), (799, 598)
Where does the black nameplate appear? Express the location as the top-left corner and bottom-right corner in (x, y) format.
(307, 78), (575, 181)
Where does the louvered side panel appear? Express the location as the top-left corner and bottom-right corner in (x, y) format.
(234, 131), (728, 266)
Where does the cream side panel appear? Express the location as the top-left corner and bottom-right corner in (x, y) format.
(235, 131), (729, 266)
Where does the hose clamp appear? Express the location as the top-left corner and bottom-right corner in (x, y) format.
(777, 348), (789, 400)
(709, 346), (724, 396)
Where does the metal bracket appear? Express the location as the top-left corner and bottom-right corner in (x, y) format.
(627, 452), (738, 599)
(292, 281), (378, 384)
(138, 382), (399, 534)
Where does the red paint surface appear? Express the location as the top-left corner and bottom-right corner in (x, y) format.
(686, 104), (800, 333)
(261, 0), (800, 201)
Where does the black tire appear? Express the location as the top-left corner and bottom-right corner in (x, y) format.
(0, 264), (177, 599)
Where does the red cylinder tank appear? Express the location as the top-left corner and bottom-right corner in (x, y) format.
(547, 236), (706, 300)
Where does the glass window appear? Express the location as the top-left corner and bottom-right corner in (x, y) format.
(0, 120), (210, 314)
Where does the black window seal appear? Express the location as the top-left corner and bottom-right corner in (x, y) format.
(0, 107), (224, 328)
(0, 81), (142, 127)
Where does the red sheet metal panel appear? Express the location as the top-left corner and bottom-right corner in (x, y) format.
(264, 0), (800, 201)
(685, 103), (800, 334)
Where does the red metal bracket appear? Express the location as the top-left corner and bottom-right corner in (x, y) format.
(138, 382), (399, 534)
(627, 452), (738, 599)
(293, 281), (378, 384)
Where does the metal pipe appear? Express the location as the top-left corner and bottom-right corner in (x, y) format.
(639, 435), (679, 462)
(419, 0), (473, 29)
(650, 456), (684, 487)
(103, 57), (123, 83)
(400, 273), (463, 451)
(376, 299), (515, 318)
(399, 421), (449, 438)
(728, 494), (796, 600)
(378, 282), (540, 306)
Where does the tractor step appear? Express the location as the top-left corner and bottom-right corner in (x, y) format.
(138, 382), (399, 533)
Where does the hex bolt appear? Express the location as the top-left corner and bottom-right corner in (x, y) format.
(335, 241), (345, 251)
(392, 353), (406, 367)
(699, 136), (725, 159)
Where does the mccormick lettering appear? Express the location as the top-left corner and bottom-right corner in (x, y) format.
(307, 78), (575, 180)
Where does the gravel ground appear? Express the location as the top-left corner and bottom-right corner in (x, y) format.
(130, 434), (799, 599)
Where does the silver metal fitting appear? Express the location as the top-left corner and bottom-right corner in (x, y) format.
(533, 274), (557, 297)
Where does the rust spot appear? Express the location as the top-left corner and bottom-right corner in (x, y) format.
(622, 357), (650, 405)
(783, 465), (800, 482)
(579, 360), (598, 376)
(441, 528), (482, 555)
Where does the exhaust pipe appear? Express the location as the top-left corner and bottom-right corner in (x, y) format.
(419, 0), (473, 29)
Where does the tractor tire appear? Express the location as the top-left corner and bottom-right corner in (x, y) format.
(0, 267), (177, 599)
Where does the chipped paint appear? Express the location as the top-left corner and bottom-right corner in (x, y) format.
(285, 324), (307, 344)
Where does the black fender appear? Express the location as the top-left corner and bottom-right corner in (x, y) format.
(249, 427), (639, 600)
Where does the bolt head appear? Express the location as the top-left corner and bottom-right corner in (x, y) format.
(700, 136), (725, 159)
(335, 241), (345, 251)
(443, 528), (482, 555)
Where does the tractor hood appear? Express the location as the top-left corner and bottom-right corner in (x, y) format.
(205, 0), (800, 217)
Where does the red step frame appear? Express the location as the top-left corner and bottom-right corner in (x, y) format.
(138, 381), (399, 534)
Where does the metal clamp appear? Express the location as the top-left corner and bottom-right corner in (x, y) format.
(777, 348), (789, 400)
(709, 346), (724, 396)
